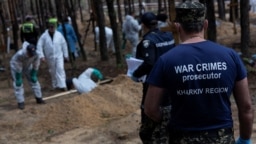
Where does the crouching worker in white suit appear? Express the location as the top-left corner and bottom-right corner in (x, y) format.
(95, 26), (115, 53)
(10, 42), (45, 110)
(66, 68), (103, 94)
(37, 21), (69, 91)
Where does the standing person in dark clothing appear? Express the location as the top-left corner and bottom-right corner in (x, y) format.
(130, 12), (175, 144)
(144, 1), (254, 144)
(20, 15), (39, 46)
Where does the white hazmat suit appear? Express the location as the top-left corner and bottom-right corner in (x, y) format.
(72, 68), (102, 94)
(95, 26), (115, 53)
(10, 41), (42, 103)
(37, 29), (69, 89)
(251, 0), (256, 13)
(157, 21), (168, 29)
(122, 15), (141, 56)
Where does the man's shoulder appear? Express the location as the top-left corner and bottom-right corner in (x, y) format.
(12, 50), (25, 60)
(139, 39), (154, 49)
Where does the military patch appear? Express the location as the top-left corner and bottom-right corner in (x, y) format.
(143, 40), (150, 48)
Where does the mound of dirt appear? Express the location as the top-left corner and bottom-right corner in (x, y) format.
(0, 75), (142, 143)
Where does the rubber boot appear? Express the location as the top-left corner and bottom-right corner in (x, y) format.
(36, 98), (45, 104)
(18, 102), (25, 110)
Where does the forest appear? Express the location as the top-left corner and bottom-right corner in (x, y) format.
(0, 0), (251, 67)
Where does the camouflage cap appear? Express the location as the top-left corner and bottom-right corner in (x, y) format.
(175, 0), (206, 23)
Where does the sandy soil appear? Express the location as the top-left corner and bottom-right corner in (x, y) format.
(0, 13), (256, 144)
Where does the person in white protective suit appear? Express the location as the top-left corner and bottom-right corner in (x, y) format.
(65, 68), (103, 94)
(122, 12), (141, 57)
(157, 8), (169, 29)
(94, 26), (115, 53)
(37, 21), (69, 91)
(10, 42), (45, 110)
(250, 0), (256, 13)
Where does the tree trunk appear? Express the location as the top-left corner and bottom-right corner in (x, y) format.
(89, 0), (97, 51)
(63, 0), (75, 68)
(18, 0), (24, 21)
(30, 0), (35, 14)
(8, 0), (19, 51)
(69, 0), (87, 61)
(158, 0), (162, 14)
(217, 0), (226, 20)
(117, 0), (123, 24)
(168, 0), (179, 44)
(55, 0), (62, 20)
(163, 0), (167, 12)
(229, 0), (239, 22)
(124, 0), (128, 16)
(39, 0), (46, 29)
(106, 0), (123, 66)
(35, 0), (43, 33)
(48, 0), (54, 15)
(78, 0), (84, 22)
(131, 0), (135, 13)
(0, 2), (7, 48)
(128, 0), (132, 14)
(93, 0), (108, 61)
(240, 0), (250, 57)
(138, 0), (145, 16)
(205, 0), (216, 42)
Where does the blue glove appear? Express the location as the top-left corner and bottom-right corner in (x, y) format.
(30, 69), (38, 83)
(125, 54), (132, 59)
(15, 72), (23, 87)
(236, 137), (252, 144)
(92, 69), (103, 80)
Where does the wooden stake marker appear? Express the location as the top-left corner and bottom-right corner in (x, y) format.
(43, 78), (113, 100)
(43, 90), (78, 101)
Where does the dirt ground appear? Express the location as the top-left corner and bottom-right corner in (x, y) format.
(1, 13), (256, 144)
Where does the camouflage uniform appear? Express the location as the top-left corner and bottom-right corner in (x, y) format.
(169, 128), (235, 144)
(139, 113), (157, 144)
(152, 105), (172, 144)
(139, 105), (171, 144)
